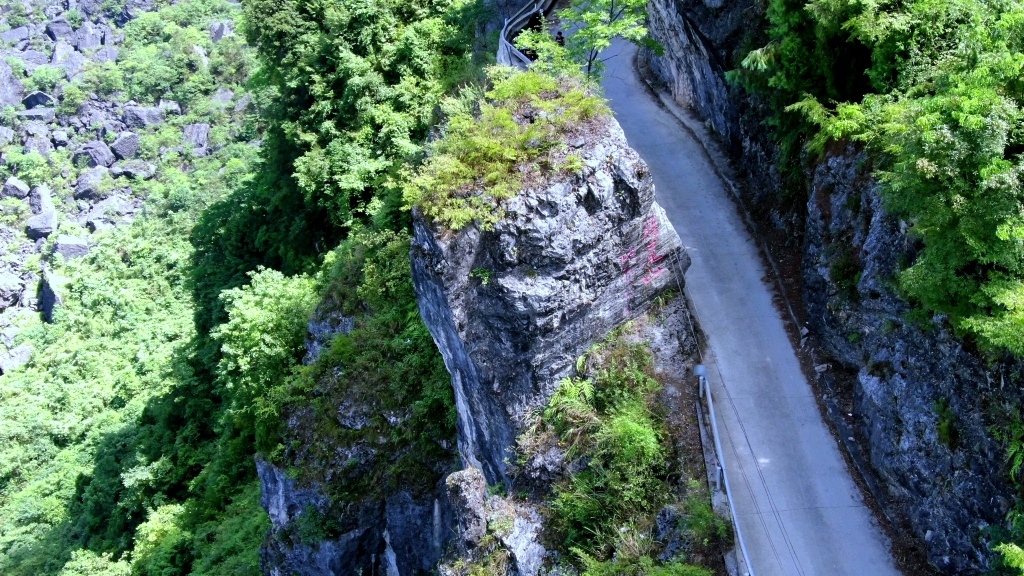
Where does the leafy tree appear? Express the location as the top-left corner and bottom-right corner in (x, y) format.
(540, 0), (654, 80)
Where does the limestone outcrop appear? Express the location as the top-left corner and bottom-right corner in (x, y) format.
(411, 115), (688, 485)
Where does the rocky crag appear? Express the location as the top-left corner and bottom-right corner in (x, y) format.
(643, 0), (1021, 572)
(0, 0), (246, 371)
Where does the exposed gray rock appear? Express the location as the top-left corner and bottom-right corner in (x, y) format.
(51, 130), (69, 147)
(209, 20), (230, 42)
(26, 185), (57, 239)
(51, 40), (75, 65)
(17, 108), (55, 122)
(111, 159), (155, 179)
(0, 127), (15, 146)
(182, 123), (209, 149)
(0, 59), (25, 107)
(75, 166), (108, 199)
(803, 146), (1020, 574)
(62, 51), (87, 79)
(109, 131), (140, 159)
(91, 46), (119, 62)
(303, 308), (354, 365)
(45, 17), (74, 41)
(191, 44), (209, 68)
(1, 26), (30, 43)
(23, 135), (52, 155)
(73, 140), (116, 168)
(78, 0), (105, 16)
(411, 115), (687, 484)
(22, 91), (54, 109)
(0, 344), (32, 374)
(54, 235), (89, 259)
(123, 105), (164, 128)
(446, 468), (488, 548)
(0, 272), (22, 308)
(3, 176), (30, 199)
(233, 93), (252, 114)
(17, 49), (50, 73)
(38, 270), (64, 322)
(29, 185), (55, 215)
(158, 99), (181, 115)
(74, 21), (103, 50)
(211, 87), (233, 104)
(26, 211), (56, 239)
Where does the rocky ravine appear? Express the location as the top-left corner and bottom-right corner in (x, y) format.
(643, 0), (1021, 572)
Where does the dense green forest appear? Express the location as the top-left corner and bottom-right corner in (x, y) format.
(0, 0), (486, 573)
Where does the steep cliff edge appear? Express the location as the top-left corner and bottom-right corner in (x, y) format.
(410, 114), (688, 485)
(643, 0), (1022, 572)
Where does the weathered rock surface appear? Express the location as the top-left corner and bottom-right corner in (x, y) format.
(110, 132), (140, 160)
(26, 186), (57, 240)
(3, 177), (30, 199)
(54, 235), (89, 259)
(803, 146), (1021, 573)
(123, 105), (165, 128)
(411, 115), (687, 484)
(644, 0), (1021, 571)
(22, 91), (54, 110)
(0, 59), (26, 107)
(73, 140), (116, 168)
(0, 344), (32, 374)
(75, 166), (108, 199)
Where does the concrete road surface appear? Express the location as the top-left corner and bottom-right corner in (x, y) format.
(600, 40), (903, 576)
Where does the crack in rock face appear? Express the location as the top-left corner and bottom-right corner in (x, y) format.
(411, 116), (689, 486)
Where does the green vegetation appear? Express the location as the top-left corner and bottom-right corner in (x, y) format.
(405, 67), (606, 230)
(518, 328), (724, 572)
(734, 0), (1024, 356)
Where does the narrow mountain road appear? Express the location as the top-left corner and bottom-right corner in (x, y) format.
(600, 40), (903, 576)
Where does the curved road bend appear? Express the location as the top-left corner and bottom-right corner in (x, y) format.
(600, 40), (902, 576)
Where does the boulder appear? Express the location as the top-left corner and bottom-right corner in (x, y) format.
(62, 52), (87, 79)
(17, 108), (55, 122)
(29, 186), (55, 215)
(38, 270), (65, 323)
(18, 49), (50, 73)
(45, 18), (74, 41)
(211, 87), (233, 104)
(109, 132), (140, 159)
(209, 20), (230, 42)
(113, 160), (156, 180)
(73, 140), (116, 168)
(75, 166), (108, 199)
(92, 46), (119, 63)
(0, 272), (22, 307)
(1, 26), (30, 44)
(51, 130), (70, 147)
(0, 127), (14, 146)
(22, 91), (54, 109)
(74, 21), (103, 50)
(51, 40), (75, 64)
(0, 344), (32, 374)
(54, 235), (89, 259)
(0, 59), (25, 107)
(182, 123), (209, 149)
(2, 177), (30, 199)
(26, 210), (56, 240)
(445, 468), (488, 548)
(24, 136), (52, 156)
(123, 105), (164, 128)
(158, 99), (181, 115)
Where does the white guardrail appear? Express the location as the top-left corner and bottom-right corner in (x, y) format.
(696, 363), (756, 576)
(497, 0), (558, 68)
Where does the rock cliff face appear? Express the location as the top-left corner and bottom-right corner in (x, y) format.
(644, 0), (1021, 572)
(804, 148), (1022, 573)
(410, 115), (688, 485)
